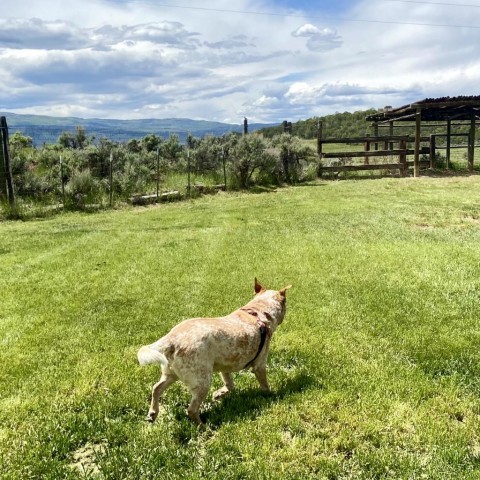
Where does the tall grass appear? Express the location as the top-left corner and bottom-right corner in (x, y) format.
(2, 176), (480, 478)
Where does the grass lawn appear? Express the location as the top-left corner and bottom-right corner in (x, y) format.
(2, 175), (480, 479)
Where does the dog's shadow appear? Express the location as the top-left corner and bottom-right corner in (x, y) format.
(164, 370), (321, 444)
(202, 370), (320, 428)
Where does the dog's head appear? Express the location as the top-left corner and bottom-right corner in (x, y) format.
(254, 278), (292, 325)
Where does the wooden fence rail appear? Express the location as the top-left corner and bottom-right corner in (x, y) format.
(319, 160), (431, 174)
(317, 131), (431, 177)
(321, 148), (430, 159)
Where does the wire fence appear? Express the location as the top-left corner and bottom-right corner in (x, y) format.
(0, 119), (319, 217)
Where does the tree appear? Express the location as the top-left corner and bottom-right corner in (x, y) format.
(161, 135), (184, 168)
(141, 134), (162, 153)
(75, 126), (88, 149)
(58, 131), (75, 149)
(58, 126), (90, 149)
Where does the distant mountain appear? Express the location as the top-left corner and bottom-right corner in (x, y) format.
(0, 112), (276, 146)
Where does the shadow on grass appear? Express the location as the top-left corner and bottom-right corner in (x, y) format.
(165, 369), (321, 444)
(204, 370), (320, 428)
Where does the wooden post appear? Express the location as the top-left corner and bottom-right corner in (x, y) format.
(0, 116), (14, 206)
(468, 114), (475, 174)
(0, 122), (6, 197)
(389, 121), (394, 150)
(156, 147), (160, 199)
(243, 117), (248, 136)
(317, 120), (323, 159)
(414, 108), (421, 177)
(364, 134), (370, 165)
(60, 155), (65, 205)
(399, 139), (407, 177)
(446, 119), (451, 169)
(109, 152), (113, 206)
(429, 134), (436, 169)
(187, 149), (191, 198)
(222, 146), (227, 190)
(374, 123), (379, 151)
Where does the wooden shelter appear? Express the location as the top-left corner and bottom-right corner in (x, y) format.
(366, 96), (480, 176)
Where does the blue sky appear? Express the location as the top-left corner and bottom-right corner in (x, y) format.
(1, 0), (479, 123)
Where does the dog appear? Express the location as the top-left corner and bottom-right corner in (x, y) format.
(137, 278), (292, 427)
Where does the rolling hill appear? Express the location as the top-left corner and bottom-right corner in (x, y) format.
(0, 112), (276, 145)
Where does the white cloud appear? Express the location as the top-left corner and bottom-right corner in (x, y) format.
(292, 23), (343, 52)
(1, 0), (480, 123)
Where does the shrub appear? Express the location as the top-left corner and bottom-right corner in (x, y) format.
(270, 134), (318, 184)
(64, 169), (102, 209)
(228, 135), (277, 188)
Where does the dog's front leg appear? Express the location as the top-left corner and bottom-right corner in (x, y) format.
(148, 374), (176, 422)
(213, 372), (234, 400)
(253, 365), (270, 392)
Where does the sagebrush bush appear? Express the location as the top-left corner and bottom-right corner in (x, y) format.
(65, 169), (102, 209)
(6, 130), (322, 212)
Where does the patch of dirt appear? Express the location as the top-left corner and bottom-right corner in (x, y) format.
(69, 442), (106, 478)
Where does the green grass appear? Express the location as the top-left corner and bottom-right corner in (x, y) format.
(2, 176), (480, 479)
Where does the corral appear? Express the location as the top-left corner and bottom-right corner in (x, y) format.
(318, 96), (480, 177)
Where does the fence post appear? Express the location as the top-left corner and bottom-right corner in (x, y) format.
(222, 146), (227, 190)
(469, 114), (475, 174)
(282, 121), (292, 134)
(429, 135), (436, 169)
(0, 116), (14, 206)
(446, 119), (451, 170)
(109, 152), (113, 206)
(156, 147), (160, 199)
(399, 139), (407, 177)
(0, 123), (6, 197)
(389, 121), (394, 150)
(317, 121), (323, 159)
(364, 134), (370, 165)
(413, 108), (422, 177)
(187, 149), (191, 198)
(60, 155), (65, 206)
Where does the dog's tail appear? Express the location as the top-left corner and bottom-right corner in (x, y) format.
(137, 344), (169, 368)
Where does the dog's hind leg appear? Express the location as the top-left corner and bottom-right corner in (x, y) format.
(186, 375), (212, 427)
(213, 372), (234, 400)
(147, 373), (177, 423)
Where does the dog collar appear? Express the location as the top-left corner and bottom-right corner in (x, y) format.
(240, 308), (274, 324)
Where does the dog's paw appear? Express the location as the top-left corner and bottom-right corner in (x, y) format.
(146, 411), (158, 423)
(212, 387), (231, 401)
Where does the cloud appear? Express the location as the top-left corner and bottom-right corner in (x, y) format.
(292, 23), (343, 52)
(0, 18), (201, 51)
(204, 35), (254, 49)
(92, 22), (200, 49)
(2, 0), (480, 123)
(0, 18), (90, 50)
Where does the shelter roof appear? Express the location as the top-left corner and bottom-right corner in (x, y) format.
(366, 96), (480, 123)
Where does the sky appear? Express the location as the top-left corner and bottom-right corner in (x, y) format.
(1, 0), (480, 124)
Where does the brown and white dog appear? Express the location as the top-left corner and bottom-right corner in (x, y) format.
(137, 279), (292, 427)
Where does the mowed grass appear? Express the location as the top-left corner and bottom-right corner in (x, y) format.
(2, 176), (480, 479)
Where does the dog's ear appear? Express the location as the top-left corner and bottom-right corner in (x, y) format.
(278, 285), (292, 298)
(254, 278), (266, 295)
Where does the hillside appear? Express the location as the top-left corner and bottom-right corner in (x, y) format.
(0, 112), (275, 145)
(259, 109), (378, 139)
(259, 108), (480, 145)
